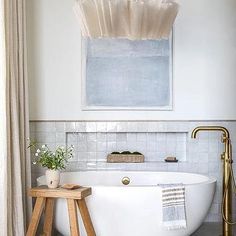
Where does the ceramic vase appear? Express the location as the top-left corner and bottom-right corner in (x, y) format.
(45, 169), (60, 188)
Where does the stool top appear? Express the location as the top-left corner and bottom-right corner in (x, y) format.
(28, 185), (92, 199)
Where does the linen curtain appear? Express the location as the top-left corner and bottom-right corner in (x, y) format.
(0, 0), (31, 235)
(74, 0), (179, 40)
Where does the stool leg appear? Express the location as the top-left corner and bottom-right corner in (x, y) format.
(67, 199), (80, 236)
(77, 199), (96, 236)
(43, 198), (55, 236)
(26, 197), (46, 236)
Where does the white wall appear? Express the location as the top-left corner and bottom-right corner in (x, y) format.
(26, 0), (236, 121)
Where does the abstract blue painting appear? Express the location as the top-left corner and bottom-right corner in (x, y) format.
(82, 38), (172, 110)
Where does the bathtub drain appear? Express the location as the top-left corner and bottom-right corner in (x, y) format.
(122, 177), (130, 185)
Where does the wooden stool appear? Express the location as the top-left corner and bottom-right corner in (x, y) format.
(26, 185), (96, 236)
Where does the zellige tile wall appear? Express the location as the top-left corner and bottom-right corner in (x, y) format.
(30, 121), (236, 222)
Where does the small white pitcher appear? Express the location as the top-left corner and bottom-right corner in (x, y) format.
(45, 169), (60, 188)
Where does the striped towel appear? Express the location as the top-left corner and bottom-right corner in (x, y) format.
(160, 184), (187, 230)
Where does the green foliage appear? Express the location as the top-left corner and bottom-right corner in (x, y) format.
(121, 151), (131, 154)
(110, 151), (142, 155)
(28, 141), (74, 170)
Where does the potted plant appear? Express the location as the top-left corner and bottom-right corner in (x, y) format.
(29, 142), (74, 188)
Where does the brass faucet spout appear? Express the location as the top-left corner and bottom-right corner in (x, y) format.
(191, 126), (230, 139)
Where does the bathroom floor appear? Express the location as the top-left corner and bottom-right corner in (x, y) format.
(55, 223), (229, 236)
(192, 222), (223, 236)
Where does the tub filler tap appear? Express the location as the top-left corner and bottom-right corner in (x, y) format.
(191, 126), (233, 236)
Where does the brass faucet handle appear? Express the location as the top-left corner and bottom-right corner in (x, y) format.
(221, 153), (225, 160)
(221, 134), (227, 143)
(221, 133), (231, 144)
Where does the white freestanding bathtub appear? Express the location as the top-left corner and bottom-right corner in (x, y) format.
(37, 171), (216, 236)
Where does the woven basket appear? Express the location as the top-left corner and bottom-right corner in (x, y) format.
(107, 154), (144, 163)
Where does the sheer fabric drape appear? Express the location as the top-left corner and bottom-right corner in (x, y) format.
(74, 0), (179, 40)
(0, 0), (7, 233)
(0, 0), (31, 235)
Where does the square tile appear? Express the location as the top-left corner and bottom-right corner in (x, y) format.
(97, 142), (107, 152)
(107, 122), (117, 132)
(137, 133), (147, 141)
(97, 133), (107, 141)
(87, 141), (97, 152)
(116, 133), (127, 142)
(107, 133), (116, 142)
(127, 133), (137, 142)
(107, 142), (116, 152)
(86, 122), (97, 132)
(96, 122), (107, 132)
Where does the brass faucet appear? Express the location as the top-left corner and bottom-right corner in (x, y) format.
(191, 126), (233, 236)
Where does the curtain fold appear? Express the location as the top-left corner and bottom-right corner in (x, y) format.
(0, 0), (31, 235)
(0, 0), (7, 234)
(74, 0), (179, 40)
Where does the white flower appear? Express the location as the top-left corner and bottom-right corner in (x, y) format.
(35, 153), (39, 157)
(60, 146), (64, 149)
(53, 153), (55, 155)
(32, 161), (37, 165)
(36, 149), (40, 153)
(42, 144), (46, 148)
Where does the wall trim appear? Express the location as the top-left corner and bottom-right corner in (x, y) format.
(29, 120), (236, 122)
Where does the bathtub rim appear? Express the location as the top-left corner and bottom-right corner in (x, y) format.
(36, 171), (217, 187)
